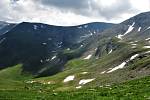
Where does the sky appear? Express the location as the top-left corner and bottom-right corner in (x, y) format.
(0, 0), (150, 26)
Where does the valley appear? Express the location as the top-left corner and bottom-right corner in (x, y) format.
(0, 11), (150, 100)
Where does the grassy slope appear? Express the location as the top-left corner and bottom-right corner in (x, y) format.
(33, 39), (150, 91)
(0, 64), (32, 89)
(0, 76), (150, 100)
(0, 38), (150, 99)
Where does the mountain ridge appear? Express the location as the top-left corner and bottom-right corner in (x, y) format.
(0, 21), (115, 76)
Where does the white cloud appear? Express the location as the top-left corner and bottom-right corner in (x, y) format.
(0, 0), (149, 26)
(130, 0), (150, 12)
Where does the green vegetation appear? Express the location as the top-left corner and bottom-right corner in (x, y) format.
(0, 76), (150, 100)
(0, 64), (32, 89)
(0, 30), (150, 100)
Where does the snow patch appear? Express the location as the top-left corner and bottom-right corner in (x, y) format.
(131, 44), (137, 46)
(81, 33), (92, 38)
(47, 82), (51, 84)
(67, 48), (70, 50)
(26, 80), (36, 84)
(129, 41), (134, 44)
(76, 86), (82, 89)
(131, 46), (136, 49)
(84, 54), (92, 60)
(63, 75), (75, 82)
(143, 46), (150, 48)
(129, 54), (139, 60)
(134, 41), (138, 43)
(33, 25), (38, 30)
(107, 53), (139, 73)
(138, 27), (141, 32)
(100, 71), (106, 74)
(107, 62), (127, 73)
(0, 38), (6, 44)
(145, 38), (150, 41)
(108, 49), (113, 54)
(42, 43), (47, 45)
(77, 26), (82, 29)
(40, 60), (43, 63)
(46, 59), (50, 62)
(51, 56), (56, 60)
(79, 78), (95, 85)
(81, 72), (88, 74)
(59, 42), (63, 44)
(80, 45), (83, 47)
(95, 48), (97, 51)
(124, 22), (135, 35)
(90, 32), (93, 36)
(129, 41), (137, 44)
(116, 35), (123, 39)
(145, 51), (150, 54)
(147, 26), (150, 30)
(57, 42), (62, 48)
(116, 22), (135, 39)
(84, 25), (88, 28)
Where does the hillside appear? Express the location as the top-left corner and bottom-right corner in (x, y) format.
(23, 11), (150, 93)
(0, 11), (150, 99)
(0, 22), (115, 76)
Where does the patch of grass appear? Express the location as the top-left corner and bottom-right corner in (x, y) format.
(0, 64), (32, 89)
(0, 76), (150, 100)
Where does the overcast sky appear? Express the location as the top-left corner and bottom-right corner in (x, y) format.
(0, 0), (150, 26)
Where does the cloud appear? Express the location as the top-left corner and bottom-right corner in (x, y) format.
(0, 0), (149, 25)
(38, 0), (88, 9)
(38, 0), (137, 19)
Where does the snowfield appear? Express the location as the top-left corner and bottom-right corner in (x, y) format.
(81, 72), (88, 74)
(107, 53), (139, 73)
(124, 22), (135, 35)
(116, 22), (135, 39)
(76, 86), (82, 89)
(79, 78), (95, 85)
(63, 75), (75, 82)
(130, 54), (139, 60)
(107, 62), (127, 73)
(101, 71), (106, 74)
(138, 27), (141, 32)
(108, 49), (113, 54)
(143, 46), (150, 49)
(84, 54), (92, 60)
(51, 56), (56, 60)
(145, 38), (150, 41)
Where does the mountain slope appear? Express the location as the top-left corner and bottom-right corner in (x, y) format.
(0, 11), (150, 99)
(31, 11), (150, 91)
(0, 21), (16, 35)
(100, 11), (150, 41)
(0, 22), (115, 76)
(0, 64), (32, 89)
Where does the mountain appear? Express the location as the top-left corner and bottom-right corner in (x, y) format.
(101, 11), (150, 40)
(0, 11), (150, 99)
(0, 21), (16, 35)
(31, 11), (150, 91)
(0, 22), (115, 76)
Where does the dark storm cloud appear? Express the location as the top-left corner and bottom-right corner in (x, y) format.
(37, 0), (137, 19)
